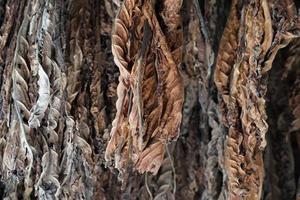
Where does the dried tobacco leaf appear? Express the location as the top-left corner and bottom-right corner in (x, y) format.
(105, 0), (184, 177)
(28, 64), (50, 128)
(214, 0), (300, 199)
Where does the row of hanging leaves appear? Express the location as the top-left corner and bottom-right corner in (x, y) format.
(0, 0), (300, 199)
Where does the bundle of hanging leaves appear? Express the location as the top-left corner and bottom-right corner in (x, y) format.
(0, 0), (300, 199)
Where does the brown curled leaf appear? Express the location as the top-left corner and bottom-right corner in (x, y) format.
(105, 0), (184, 177)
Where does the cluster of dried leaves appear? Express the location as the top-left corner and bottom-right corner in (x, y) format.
(0, 0), (300, 199)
